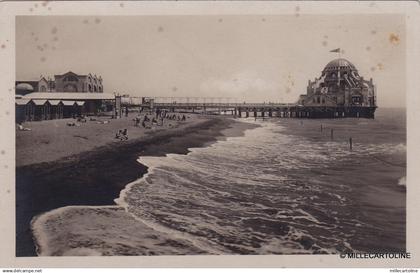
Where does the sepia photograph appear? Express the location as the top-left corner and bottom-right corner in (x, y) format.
(1, 0), (420, 269)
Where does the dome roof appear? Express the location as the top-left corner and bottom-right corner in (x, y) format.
(323, 58), (357, 71)
(16, 83), (34, 91)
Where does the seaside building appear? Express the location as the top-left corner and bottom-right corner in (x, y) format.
(54, 71), (104, 93)
(297, 58), (377, 118)
(15, 71), (115, 123)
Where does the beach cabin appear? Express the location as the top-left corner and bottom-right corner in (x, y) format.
(32, 99), (50, 121)
(75, 101), (85, 116)
(49, 100), (64, 119)
(15, 99), (34, 123)
(62, 101), (76, 118)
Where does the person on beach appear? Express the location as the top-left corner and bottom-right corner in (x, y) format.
(134, 116), (140, 127)
(77, 116), (87, 123)
(17, 123), (31, 131)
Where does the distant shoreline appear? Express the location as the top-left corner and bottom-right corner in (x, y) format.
(16, 115), (259, 256)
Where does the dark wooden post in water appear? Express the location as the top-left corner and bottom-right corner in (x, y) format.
(349, 137), (353, 151)
(246, 110), (249, 118)
(268, 109), (272, 117)
(320, 124), (323, 132)
(330, 129), (334, 140)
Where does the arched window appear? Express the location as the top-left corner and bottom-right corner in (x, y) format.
(88, 84), (92, 92)
(40, 86), (47, 92)
(94, 86), (97, 92)
(64, 75), (78, 82)
(317, 97), (321, 103)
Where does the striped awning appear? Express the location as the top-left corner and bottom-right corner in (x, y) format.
(48, 100), (62, 106)
(32, 99), (48, 105)
(62, 101), (76, 106)
(15, 99), (31, 105)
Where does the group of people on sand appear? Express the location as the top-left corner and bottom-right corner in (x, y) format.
(132, 110), (187, 129)
(116, 111), (188, 142)
(66, 115), (111, 127)
(115, 128), (128, 141)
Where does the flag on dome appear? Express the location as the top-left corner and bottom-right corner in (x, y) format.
(330, 48), (341, 53)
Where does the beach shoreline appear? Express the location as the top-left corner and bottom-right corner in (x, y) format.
(16, 115), (259, 256)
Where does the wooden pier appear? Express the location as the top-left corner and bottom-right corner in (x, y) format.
(121, 97), (376, 119)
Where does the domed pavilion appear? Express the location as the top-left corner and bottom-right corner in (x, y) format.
(298, 58), (377, 118)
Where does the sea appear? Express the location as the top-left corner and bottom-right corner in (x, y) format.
(34, 108), (407, 255)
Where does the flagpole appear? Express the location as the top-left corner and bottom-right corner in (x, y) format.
(330, 48), (341, 58)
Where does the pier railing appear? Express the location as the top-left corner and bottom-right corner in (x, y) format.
(120, 97), (376, 118)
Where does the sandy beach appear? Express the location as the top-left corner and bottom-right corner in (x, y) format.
(16, 113), (258, 256)
(17, 112), (206, 167)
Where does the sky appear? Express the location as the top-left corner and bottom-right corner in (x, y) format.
(16, 15), (405, 107)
